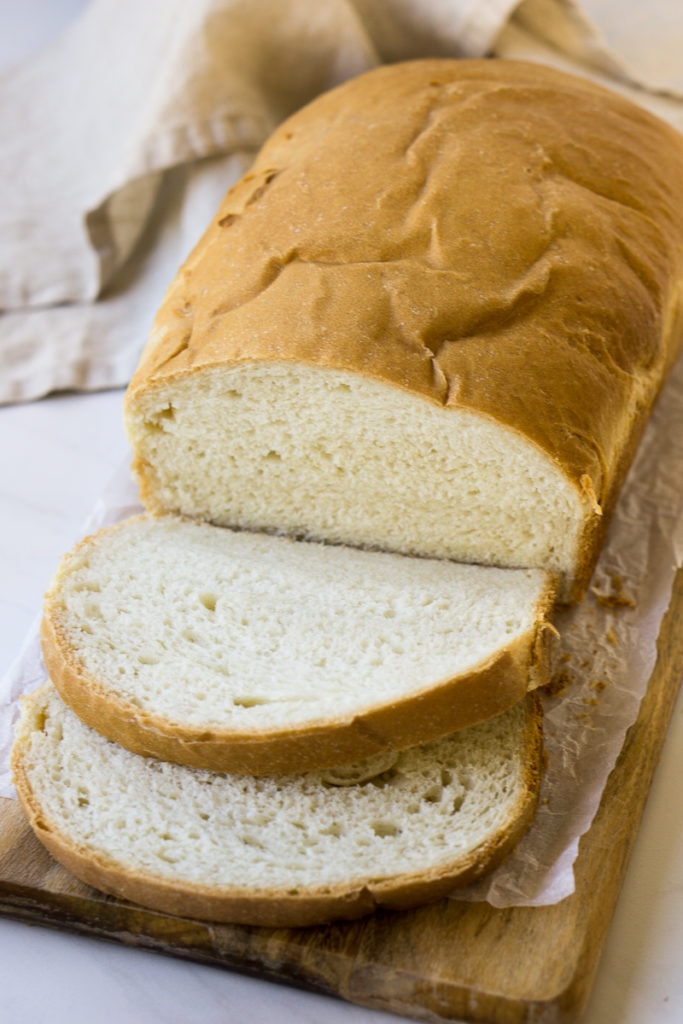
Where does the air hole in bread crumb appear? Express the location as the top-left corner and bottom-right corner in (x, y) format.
(320, 823), (343, 837)
(199, 592), (217, 611)
(233, 695), (271, 708)
(371, 821), (401, 838)
(85, 600), (103, 619)
(158, 851), (180, 864)
(241, 835), (265, 849)
(154, 405), (176, 426)
(422, 784), (443, 803)
(137, 653), (159, 666)
(72, 581), (100, 593)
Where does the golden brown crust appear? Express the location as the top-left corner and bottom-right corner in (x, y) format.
(40, 532), (557, 776)
(11, 687), (543, 928)
(124, 59), (683, 602)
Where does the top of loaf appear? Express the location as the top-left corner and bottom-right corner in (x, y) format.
(128, 59), (683, 500)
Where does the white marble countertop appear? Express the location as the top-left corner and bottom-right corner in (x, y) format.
(2, 4), (683, 1023)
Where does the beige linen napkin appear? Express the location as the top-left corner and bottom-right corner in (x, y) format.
(0, 0), (523, 404)
(1, 0), (682, 405)
(497, 0), (683, 128)
(506, 0), (683, 98)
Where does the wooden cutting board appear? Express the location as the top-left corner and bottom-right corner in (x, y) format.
(1, 567), (682, 1024)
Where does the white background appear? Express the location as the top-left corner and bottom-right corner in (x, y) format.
(1, 3), (682, 1022)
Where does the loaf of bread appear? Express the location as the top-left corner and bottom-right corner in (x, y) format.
(16, 56), (683, 929)
(41, 514), (555, 774)
(124, 58), (683, 602)
(12, 683), (543, 927)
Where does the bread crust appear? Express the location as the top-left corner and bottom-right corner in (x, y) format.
(124, 59), (683, 602)
(40, 519), (557, 776)
(11, 687), (543, 928)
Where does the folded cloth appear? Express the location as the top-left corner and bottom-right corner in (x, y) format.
(1, 0), (682, 405)
(510, 0), (683, 98)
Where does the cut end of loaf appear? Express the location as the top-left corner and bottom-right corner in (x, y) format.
(12, 683), (543, 927)
(125, 365), (588, 599)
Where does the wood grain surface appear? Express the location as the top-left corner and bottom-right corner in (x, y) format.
(1, 567), (682, 1024)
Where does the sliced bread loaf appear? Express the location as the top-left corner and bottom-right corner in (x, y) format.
(123, 58), (683, 602)
(41, 514), (556, 775)
(12, 683), (543, 927)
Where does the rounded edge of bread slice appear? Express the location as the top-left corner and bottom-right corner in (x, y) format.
(11, 682), (544, 927)
(40, 514), (557, 776)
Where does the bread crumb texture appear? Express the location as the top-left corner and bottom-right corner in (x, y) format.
(15, 684), (539, 898)
(46, 515), (550, 732)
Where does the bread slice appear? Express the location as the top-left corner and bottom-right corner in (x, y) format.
(41, 514), (556, 776)
(123, 58), (683, 603)
(12, 682), (543, 927)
